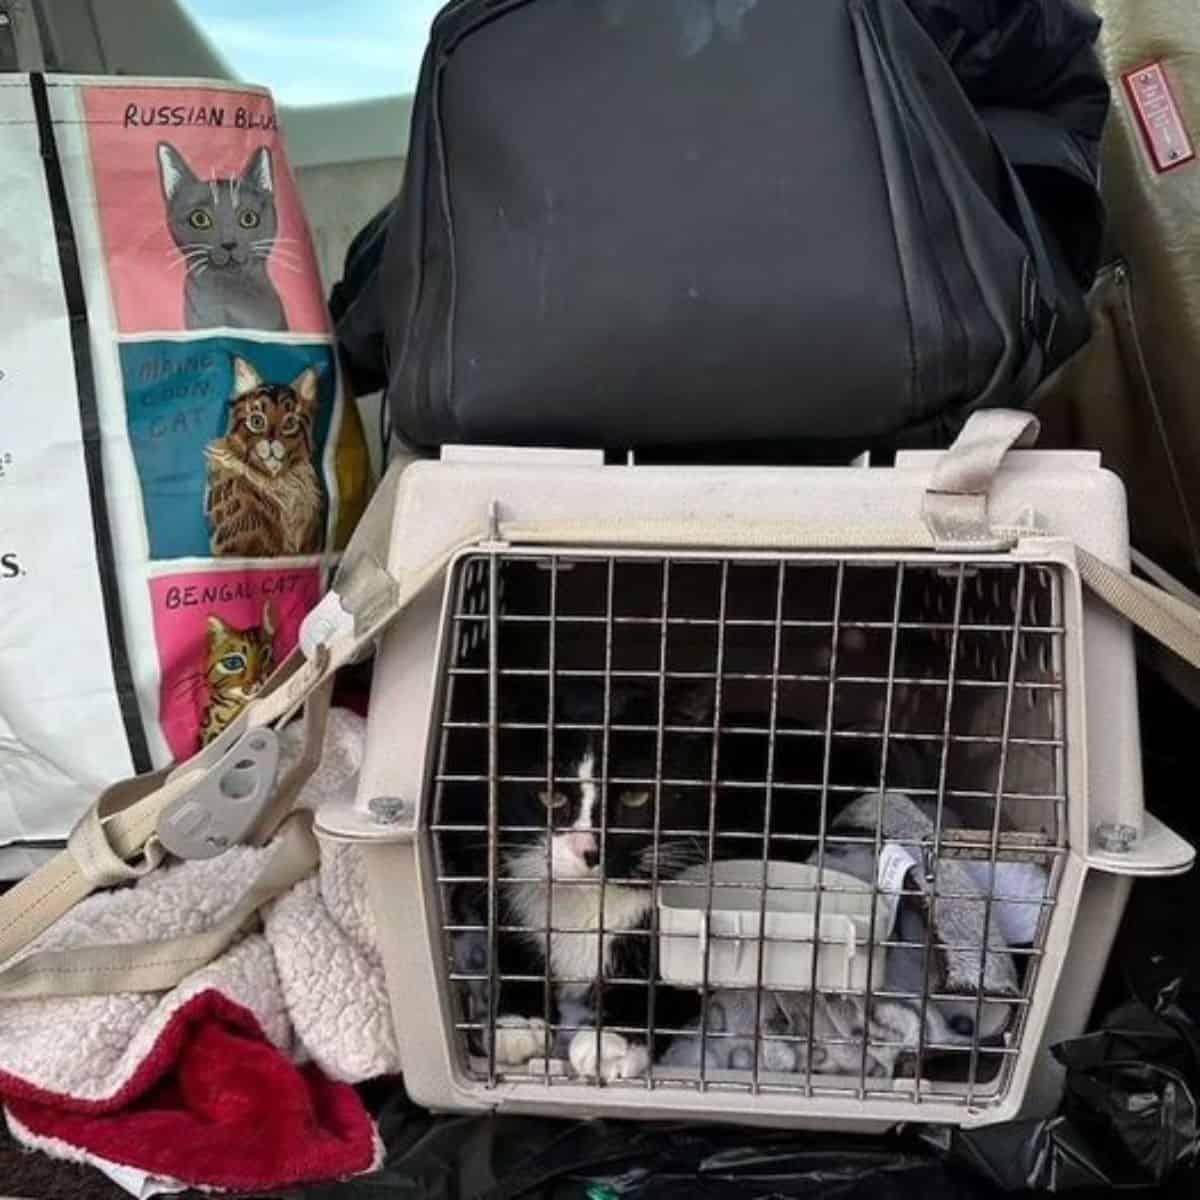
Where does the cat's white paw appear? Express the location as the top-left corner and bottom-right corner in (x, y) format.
(762, 1039), (801, 1073)
(492, 1016), (548, 1066)
(568, 1030), (650, 1080)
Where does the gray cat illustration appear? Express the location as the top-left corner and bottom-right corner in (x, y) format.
(157, 141), (288, 332)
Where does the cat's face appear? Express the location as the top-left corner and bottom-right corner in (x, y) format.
(502, 685), (712, 885)
(223, 355), (318, 478)
(157, 142), (278, 273)
(205, 603), (276, 704)
(507, 738), (654, 883)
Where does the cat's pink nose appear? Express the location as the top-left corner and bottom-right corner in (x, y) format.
(564, 832), (597, 866)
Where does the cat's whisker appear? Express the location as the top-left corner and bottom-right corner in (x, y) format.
(255, 243), (302, 259)
(170, 673), (209, 693)
(171, 668), (207, 682)
(170, 681), (211, 703)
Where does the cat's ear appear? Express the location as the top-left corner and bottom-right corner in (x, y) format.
(231, 355), (264, 397)
(157, 142), (197, 201)
(240, 145), (274, 195)
(206, 614), (231, 645)
(290, 366), (319, 411)
(261, 600), (277, 640)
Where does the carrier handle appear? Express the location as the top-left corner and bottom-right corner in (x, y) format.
(921, 408), (1040, 551)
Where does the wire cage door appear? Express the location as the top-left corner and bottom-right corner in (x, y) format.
(428, 546), (1072, 1109)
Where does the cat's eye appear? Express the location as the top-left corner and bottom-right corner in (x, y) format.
(245, 413), (268, 434)
(221, 654), (247, 672)
(539, 791), (568, 810)
(187, 209), (213, 230)
(620, 791), (651, 809)
(280, 414), (300, 435)
(238, 210), (261, 229)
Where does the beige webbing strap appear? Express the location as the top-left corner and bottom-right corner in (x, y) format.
(249, 673), (335, 847)
(0, 814), (319, 999)
(1077, 547), (1200, 671)
(0, 734), (279, 975)
(0, 766), (192, 975)
(921, 409), (1041, 550)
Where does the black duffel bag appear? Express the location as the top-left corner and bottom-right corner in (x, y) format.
(340, 0), (1108, 455)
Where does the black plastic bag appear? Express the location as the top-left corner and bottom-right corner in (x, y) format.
(304, 990), (1200, 1199)
(303, 1086), (1002, 1200)
(932, 989), (1200, 1192)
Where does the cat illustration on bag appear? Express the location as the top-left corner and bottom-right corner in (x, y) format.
(198, 603), (276, 747)
(205, 354), (324, 558)
(157, 141), (288, 331)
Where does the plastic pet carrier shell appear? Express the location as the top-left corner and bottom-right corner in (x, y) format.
(316, 415), (1194, 1131)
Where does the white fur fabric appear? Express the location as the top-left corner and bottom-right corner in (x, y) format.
(0, 709), (399, 1103)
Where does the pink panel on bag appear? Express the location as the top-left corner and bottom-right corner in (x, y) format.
(149, 565), (322, 760)
(82, 85), (331, 335)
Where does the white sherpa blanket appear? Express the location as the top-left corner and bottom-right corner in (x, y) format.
(0, 709), (398, 1192)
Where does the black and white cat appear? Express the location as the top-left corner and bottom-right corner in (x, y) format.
(446, 682), (852, 1081)
(462, 719), (709, 1081)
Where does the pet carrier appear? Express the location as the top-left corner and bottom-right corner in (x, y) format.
(0, 412), (1195, 1137)
(313, 410), (1196, 1131)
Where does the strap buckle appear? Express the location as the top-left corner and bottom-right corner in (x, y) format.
(157, 728), (281, 860)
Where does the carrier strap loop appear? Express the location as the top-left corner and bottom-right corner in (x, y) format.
(922, 409), (1041, 550)
(1077, 547), (1200, 671)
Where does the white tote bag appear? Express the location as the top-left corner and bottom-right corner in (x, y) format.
(0, 73), (368, 877)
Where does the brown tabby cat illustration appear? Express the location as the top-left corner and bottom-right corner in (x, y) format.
(199, 603), (277, 747)
(205, 355), (323, 557)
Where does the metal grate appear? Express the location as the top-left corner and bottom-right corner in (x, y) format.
(428, 551), (1067, 1106)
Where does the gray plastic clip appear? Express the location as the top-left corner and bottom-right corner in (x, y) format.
(157, 728), (282, 860)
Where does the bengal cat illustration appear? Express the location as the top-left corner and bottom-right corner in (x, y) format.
(199, 603), (277, 747)
(205, 354), (323, 558)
